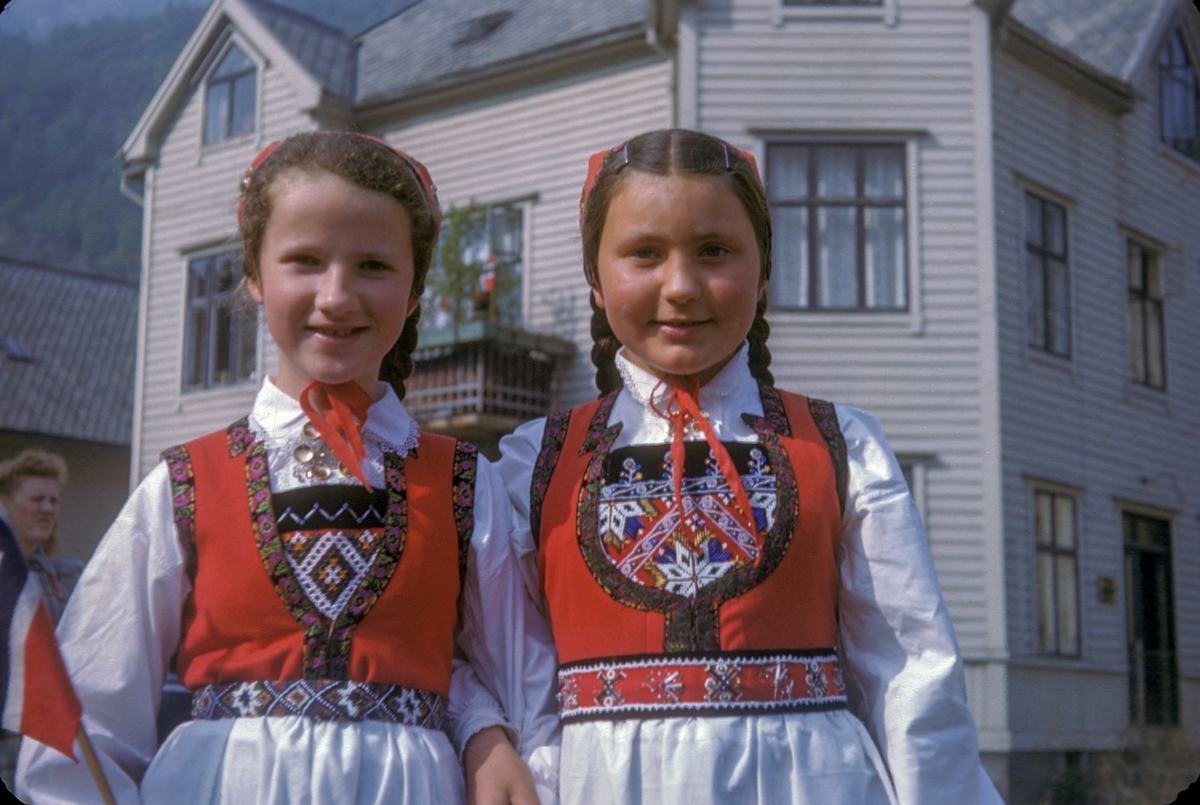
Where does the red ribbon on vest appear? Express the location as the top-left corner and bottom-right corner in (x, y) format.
(650, 379), (758, 552)
(298, 381), (375, 492)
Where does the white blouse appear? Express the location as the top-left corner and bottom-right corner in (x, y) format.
(465, 346), (1004, 805)
(16, 379), (523, 805)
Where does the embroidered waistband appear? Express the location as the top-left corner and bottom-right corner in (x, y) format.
(191, 679), (447, 729)
(557, 650), (846, 721)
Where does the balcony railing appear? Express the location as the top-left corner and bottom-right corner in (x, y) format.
(406, 321), (575, 454)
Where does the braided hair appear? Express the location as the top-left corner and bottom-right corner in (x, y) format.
(238, 131), (440, 399)
(580, 129), (774, 395)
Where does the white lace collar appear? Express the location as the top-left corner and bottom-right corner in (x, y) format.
(614, 343), (751, 410)
(247, 378), (421, 458)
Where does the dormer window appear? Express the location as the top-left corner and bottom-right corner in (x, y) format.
(204, 44), (256, 144)
(1159, 29), (1199, 161)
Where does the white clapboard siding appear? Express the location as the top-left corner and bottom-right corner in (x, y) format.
(693, 0), (1000, 663)
(380, 57), (674, 407)
(992, 29), (1200, 747)
(136, 53), (315, 478)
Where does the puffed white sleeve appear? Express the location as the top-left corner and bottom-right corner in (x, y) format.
(835, 407), (1003, 805)
(16, 462), (189, 805)
(452, 437), (561, 802)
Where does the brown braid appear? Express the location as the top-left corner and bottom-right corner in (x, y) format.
(580, 129), (775, 394)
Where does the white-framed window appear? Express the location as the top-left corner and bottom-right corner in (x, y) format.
(771, 0), (896, 26)
(425, 200), (528, 330)
(766, 142), (908, 312)
(1034, 489), (1080, 656)
(1127, 240), (1166, 390)
(203, 43), (257, 145)
(183, 251), (257, 390)
(1025, 191), (1070, 357)
(1159, 28), (1200, 162)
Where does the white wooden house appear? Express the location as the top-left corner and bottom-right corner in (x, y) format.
(119, 0), (1200, 801)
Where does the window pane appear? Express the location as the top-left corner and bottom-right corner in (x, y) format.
(231, 73), (256, 137)
(212, 44), (252, 79)
(216, 256), (235, 294)
(1130, 298), (1146, 382)
(1025, 194), (1043, 247)
(768, 145), (808, 200)
(1146, 257), (1163, 299)
(863, 146), (904, 199)
(817, 206), (857, 307)
(770, 206), (808, 308)
(1054, 495), (1074, 549)
(864, 206), (905, 308)
(1035, 492), (1053, 546)
(1038, 552), (1055, 651)
(1046, 257), (1070, 355)
(190, 259), (209, 298)
(187, 306), (209, 388)
(1056, 555), (1079, 654)
(1044, 202), (1066, 257)
(1128, 242), (1145, 290)
(816, 146), (856, 199)
(214, 303), (232, 384)
(1027, 251), (1046, 348)
(237, 303), (257, 381)
(205, 81), (230, 144)
(1146, 301), (1165, 388)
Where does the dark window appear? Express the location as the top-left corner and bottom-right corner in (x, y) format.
(204, 45), (256, 144)
(767, 143), (907, 311)
(1128, 241), (1166, 389)
(1159, 30), (1200, 161)
(480, 204), (524, 327)
(1035, 491), (1079, 656)
(1125, 512), (1178, 726)
(1025, 193), (1070, 356)
(184, 252), (257, 390)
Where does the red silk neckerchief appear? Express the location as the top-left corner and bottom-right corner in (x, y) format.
(650, 379), (759, 554)
(299, 381), (376, 492)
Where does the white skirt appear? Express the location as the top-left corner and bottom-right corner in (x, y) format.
(559, 710), (897, 805)
(139, 717), (465, 805)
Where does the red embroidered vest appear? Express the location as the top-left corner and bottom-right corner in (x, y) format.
(162, 420), (475, 699)
(531, 384), (850, 719)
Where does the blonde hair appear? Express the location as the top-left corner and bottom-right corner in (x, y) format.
(0, 448), (67, 555)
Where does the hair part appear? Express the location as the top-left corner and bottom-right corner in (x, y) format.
(581, 129), (774, 395)
(238, 131), (440, 399)
(0, 448), (67, 555)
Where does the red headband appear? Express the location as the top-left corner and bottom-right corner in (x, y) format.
(237, 132), (441, 226)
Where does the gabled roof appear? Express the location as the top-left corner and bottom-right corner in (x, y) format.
(243, 0), (355, 99)
(1008, 0), (1178, 81)
(0, 258), (137, 445)
(345, 0), (650, 104)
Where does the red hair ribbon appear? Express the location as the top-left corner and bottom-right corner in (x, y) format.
(650, 379), (759, 553)
(298, 380), (377, 492)
(237, 132), (440, 226)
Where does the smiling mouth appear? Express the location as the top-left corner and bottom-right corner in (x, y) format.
(311, 326), (365, 337)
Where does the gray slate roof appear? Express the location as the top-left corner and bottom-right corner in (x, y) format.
(0, 258), (137, 445)
(354, 0), (651, 103)
(1009, 0), (1176, 80)
(244, 0), (357, 99)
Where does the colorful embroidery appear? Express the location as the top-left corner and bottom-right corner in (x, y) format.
(579, 391), (621, 456)
(237, 417), (408, 680)
(161, 444), (198, 580)
(226, 416), (255, 457)
(807, 397), (848, 514)
(452, 440), (478, 582)
(529, 408), (572, 548)
(755, 384), (791, 438)
(557, 650), (845, 721)
(191, 679), (446, 729)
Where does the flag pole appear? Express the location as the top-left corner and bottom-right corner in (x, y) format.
(75, 724), (117, 805)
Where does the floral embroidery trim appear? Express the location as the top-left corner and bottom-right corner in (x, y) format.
(806, 397), (848, 515)
(579, 390), (621, 456)
(235, 419), (409, 680)
(191, 679), (446, 730)
(451, 439), (478, 583)
(575, 386), (799, 653)
(529, 409), (572, 548)
(556, 650), (845, 721)
(162, 444), (198, 581)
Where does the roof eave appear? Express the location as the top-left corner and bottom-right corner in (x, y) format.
(355, 25), (656, 129)
(999, 16), (1138, 116)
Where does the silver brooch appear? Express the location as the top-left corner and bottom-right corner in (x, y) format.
(292, 422), (349, 482)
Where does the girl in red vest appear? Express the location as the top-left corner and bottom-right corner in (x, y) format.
(18, 132), (552, 805)
(472, 129), (1004, 805)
